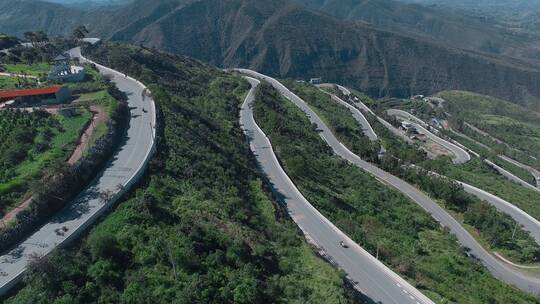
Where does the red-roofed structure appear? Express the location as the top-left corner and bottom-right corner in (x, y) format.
(0, 86), (71, 105)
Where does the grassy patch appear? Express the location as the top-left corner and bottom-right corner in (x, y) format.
(282, 80), (380, 162)
(425, 158), (540, 220)
(0, 76), (39, 89)
(4, 63), (51, 77)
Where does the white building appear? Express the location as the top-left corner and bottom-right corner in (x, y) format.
(309, 77), (323, 85)
(48, 54), (86, 83)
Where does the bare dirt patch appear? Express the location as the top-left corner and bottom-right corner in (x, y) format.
(68, 105), (106, 165)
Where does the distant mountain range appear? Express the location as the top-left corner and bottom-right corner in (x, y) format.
(395, 0), (540, 10)
(2, 0), (540, 109)
(295, 0), (540, 66)
(45, 0), (131, 6)
(393, 0), (540, 36)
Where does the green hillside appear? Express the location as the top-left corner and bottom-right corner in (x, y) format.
(252, 81), (538, 303)
(5, 43), (355, 304)
(440, 90), (540, 167)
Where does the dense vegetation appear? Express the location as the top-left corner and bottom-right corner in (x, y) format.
(439, 90), (540, 168)
(0, 33), (18, 50)
(281, 80), (381, 162)
(332, 88), (540, 263)
(0, 109), (90, 216)
(404, 161), (540, 264)
(491, 156), (536, 185)
(0, 99), (128, 253)
(5, 43), (356, 304)
(253, 82), (538, 303)
(423, 158), (540, 221)
(381, 90), (540, 222)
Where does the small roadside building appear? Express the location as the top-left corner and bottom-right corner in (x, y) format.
(48, 53), (86, 83)
(401, 121), (414, 131)
(0, 86), (71, 106)
(309, 77), (323, 85)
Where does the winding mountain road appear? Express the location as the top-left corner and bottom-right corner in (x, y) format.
(387, 109), (471, 164)
(318, 88), (378, 141)
(459, 181), (540, 243)
(484, 159), (540, 193)
(240, 76), (434, 304)
(328, 88), (540, 244)
(499, 155), (540, 186)
(450, 128), (540, 191)
(237, 69), (540, 296)
(0, 47), (156, 296)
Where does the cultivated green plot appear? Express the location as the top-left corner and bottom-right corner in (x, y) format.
(3, 63), (51, 77)
(0, 109), (91, 215)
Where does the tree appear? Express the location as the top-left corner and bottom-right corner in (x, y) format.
(24, 253), (63, 294)
(72, 25), (89, 41)
(23, 31), (48, 48)
(87, 233), (121, 261)
(23, 32), (36, 47)
(34, 31), (49, 47)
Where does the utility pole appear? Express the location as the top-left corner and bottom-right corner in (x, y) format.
(511, 222), (518, 241)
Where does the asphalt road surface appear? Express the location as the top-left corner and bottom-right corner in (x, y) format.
(333, 87), (540, 244)
(499, 155), (540, 187)
(237, 69), (540, 296)
(240, 76), (434, 304)
(330, 86), (540, 245)
(449, 129), (539, 191)
(387, 109), (471, 164)
(332, 93), (379, 141)
(484, 159), (540, 193)
(459, 181), (540, 244)
(317, 87), (379, 142)
(0, 47), (156, 296)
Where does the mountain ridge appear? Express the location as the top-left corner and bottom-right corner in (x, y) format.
(2, 0), (540, 109)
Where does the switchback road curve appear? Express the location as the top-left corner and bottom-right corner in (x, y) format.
(237, 69), (540, 296)
(240, 76), (434, 304)
(386, 109), (471, 164)
(369, 108), (540, 240)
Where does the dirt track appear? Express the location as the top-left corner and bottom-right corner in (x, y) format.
(68, 105), (106, 164)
